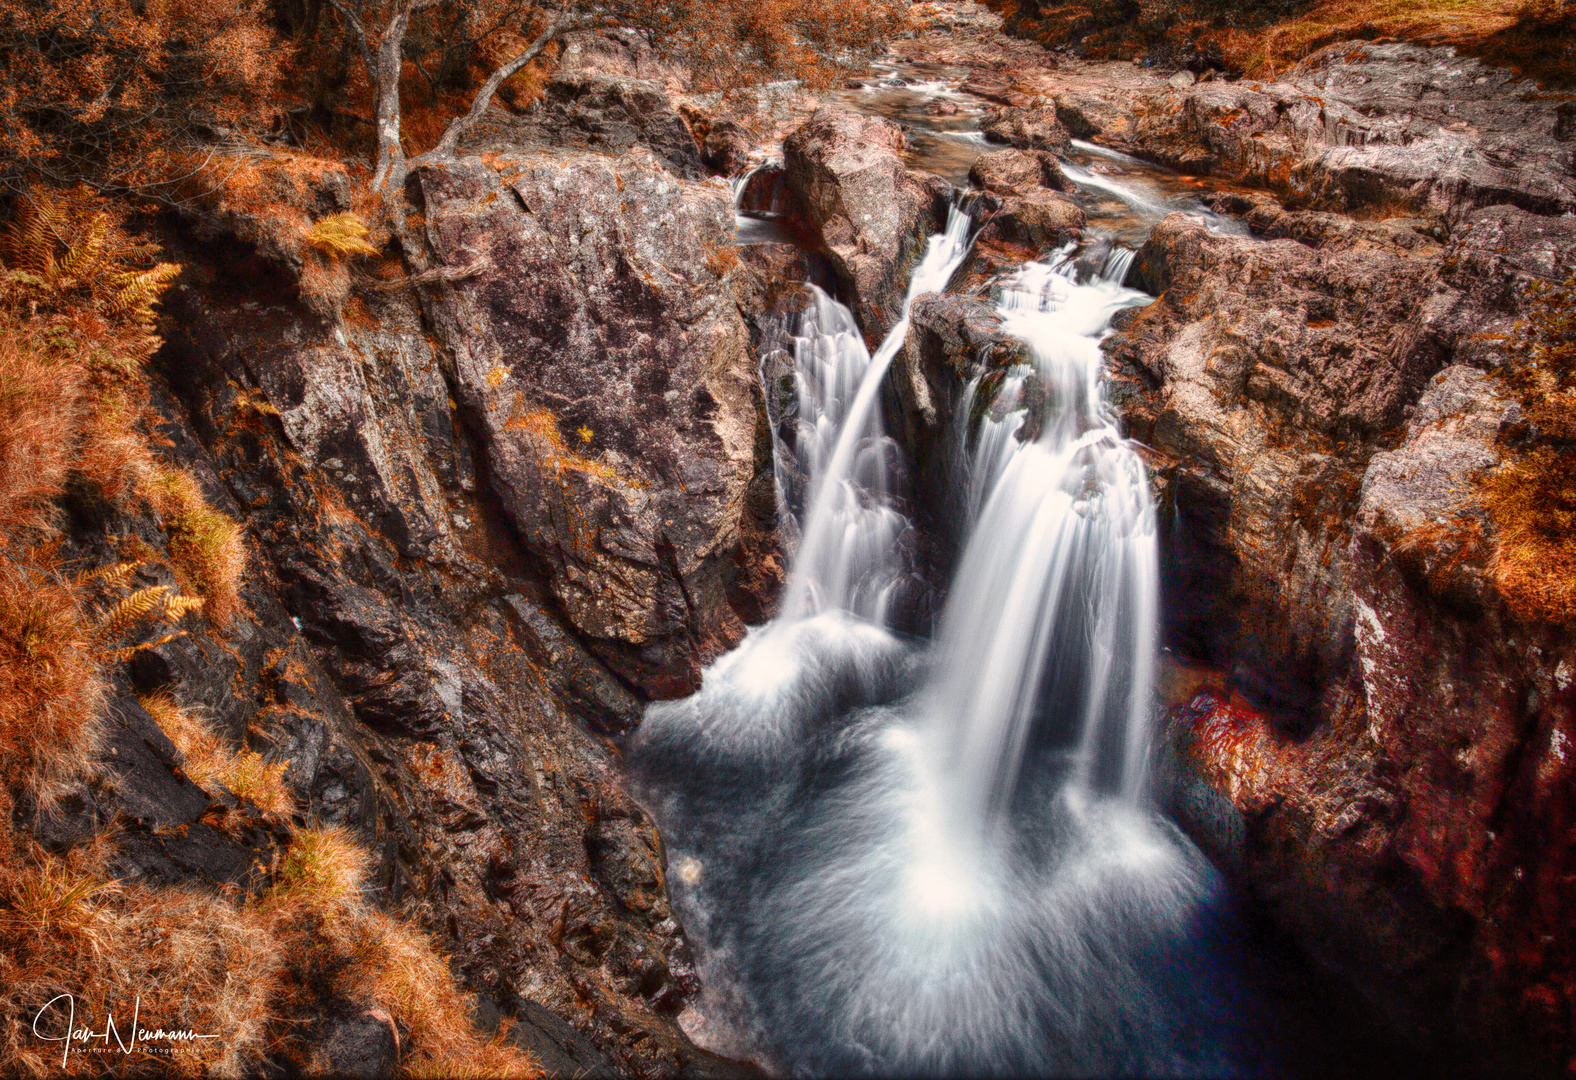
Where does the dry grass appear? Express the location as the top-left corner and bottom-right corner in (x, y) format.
(1477, 265), (1576, 624)
(264, 827), (542, 1079)
(0, 857), (285, 1078)
(0, 337), (84, 540)
(1482, 449), (1576, 623)
(138, 693), (293, 817)
(0, 563), (103, 814)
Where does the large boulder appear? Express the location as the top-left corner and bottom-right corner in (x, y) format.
(985, 190), (1084, 250)
(980, 105), (1071, 153)
(782, 108), (945, 336)
(420, 148), (764, 697)
(968, 147), (1063, 195)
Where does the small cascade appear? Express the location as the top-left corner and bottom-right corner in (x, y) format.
(733, 161), (796, 245)
(780, 204), (974, 622)
(956, 368), (1030, 526)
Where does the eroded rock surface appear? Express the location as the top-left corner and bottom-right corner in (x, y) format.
(420, 149), (767, 698)
(1069, 42), (1576, 219)
(1104, 203), (1576, 1069)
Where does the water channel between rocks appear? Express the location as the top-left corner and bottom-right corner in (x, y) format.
(630, 63), (1408, 1079)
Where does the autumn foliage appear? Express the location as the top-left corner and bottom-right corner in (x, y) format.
(985, 0), (1574, 87)
(1480, 264), (1576, 624)
(0, 0), (283, 197)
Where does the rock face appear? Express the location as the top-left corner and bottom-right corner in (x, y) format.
(782, 108), (946, 336)
(1103, 202), (1576, 1069)
(1080, 42), (1576, 218)
(1112, 211), (1447, 712)
(540, 72), (707, 180)
(142, 137), (775, 1072)
(419, 148), (767, 698)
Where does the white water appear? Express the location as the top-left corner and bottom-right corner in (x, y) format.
(930, 254), (1158, 837)
(635, 182), (1251, 1075)
(782, 205), (973, 621)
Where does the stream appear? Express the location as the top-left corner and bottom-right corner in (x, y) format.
(631, 63), (1412, 1079)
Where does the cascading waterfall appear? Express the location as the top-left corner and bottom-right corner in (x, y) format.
(781, 205), (973, 622)
(634, 195), (1255, 1076)
(929, 254), (1158, 837)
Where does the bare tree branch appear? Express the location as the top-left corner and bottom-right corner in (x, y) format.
(410, 15), (584, 169)
(323, 0), (376, 82)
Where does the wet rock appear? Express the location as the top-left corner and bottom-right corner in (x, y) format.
(782, 108), (945, 335)
(985, 190), (1085, 249)
(501, 996), (623, 1077)
(960, 70), (1033, 107)
(542, 71), (707, 179)
(980, 105), (1071, 153)
(102, 697), (213, 829)
(585, 808), (668, 917)
(968, 147), (1055, 195)
(679, 104), (757, 177)
(893, 293), (1035, 554)
(421, 149), (763, 697)
(97, 698), (284, 893)
(698, 119), (755, 177)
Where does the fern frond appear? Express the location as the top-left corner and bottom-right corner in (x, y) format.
(1, 187), (65, 278)
(106, 263), (181, 318)
(161, 595), (205, 621)
(305, 212), (381, 259)
(94, 584), (170, 640)
(55, 213), (111, 285)
(77, 561), (140, 590)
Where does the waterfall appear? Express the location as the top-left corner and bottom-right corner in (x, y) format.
(781, 205), (974, 622)
(632, 214), (1244, 1076)
(926, 254), (1158, 838)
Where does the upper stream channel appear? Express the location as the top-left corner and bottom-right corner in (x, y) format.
(630, 61), (1413, 1079)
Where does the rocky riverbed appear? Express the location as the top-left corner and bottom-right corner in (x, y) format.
(42, 0), (1576, 1074)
